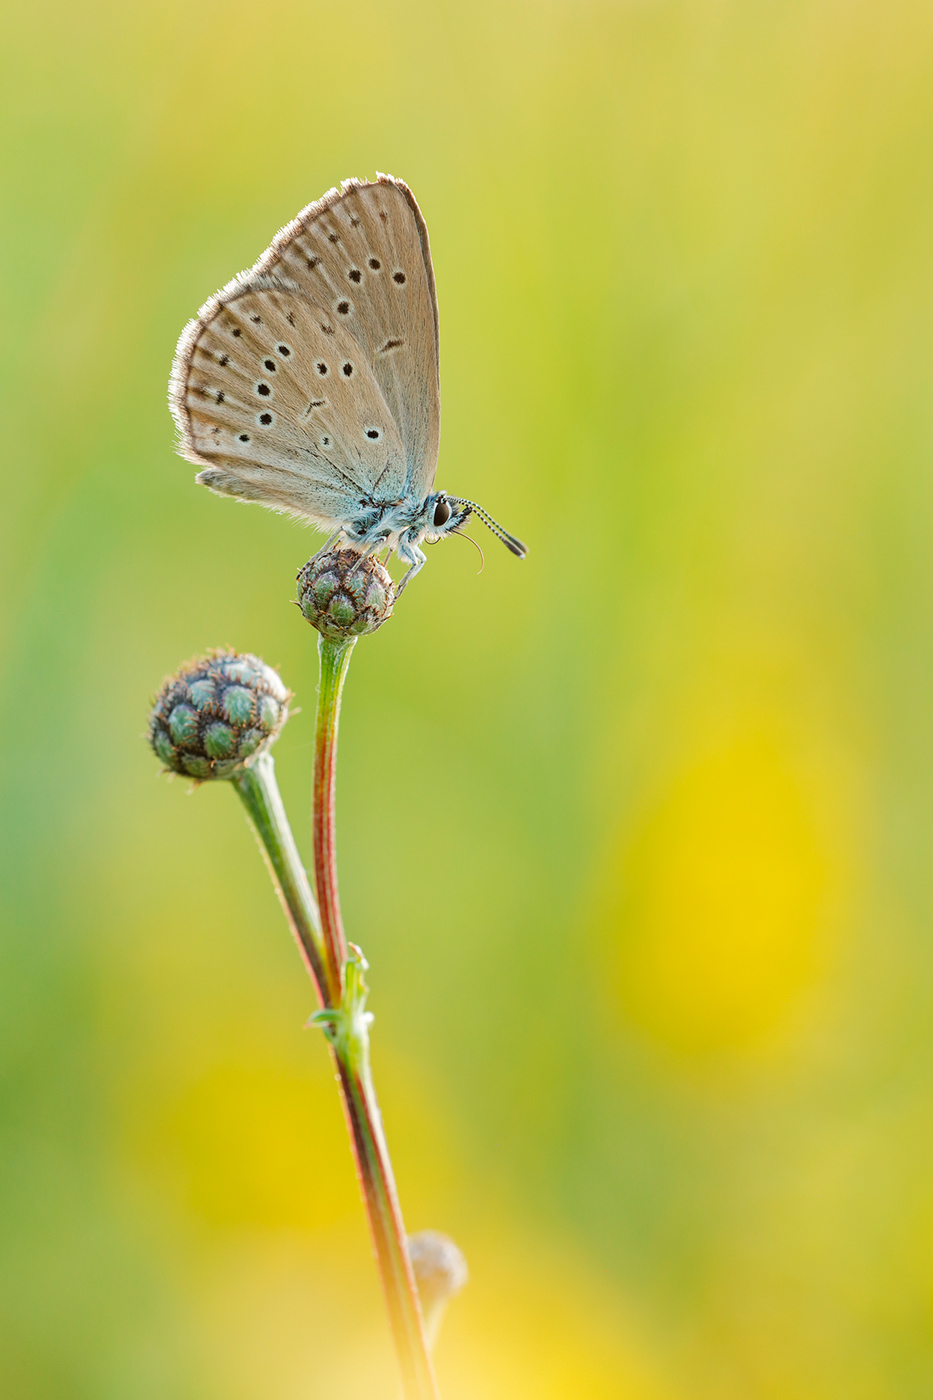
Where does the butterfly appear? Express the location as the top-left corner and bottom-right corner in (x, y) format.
(169, 174), (526, 592)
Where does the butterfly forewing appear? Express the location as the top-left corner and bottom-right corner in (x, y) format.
(257, 177), (440, 498)
(170, 175), (441, 530)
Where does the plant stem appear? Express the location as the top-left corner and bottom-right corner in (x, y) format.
(337, 1056), (432, 1389)
(313, 635), (355, 997)
(312, 636), (438, 1399)
(234, 751), (334, 1006)
(313, 946), (438, 1399)
(233, 644), (439, 1398)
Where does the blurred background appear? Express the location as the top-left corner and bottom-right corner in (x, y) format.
(3, 0), (933, 1395)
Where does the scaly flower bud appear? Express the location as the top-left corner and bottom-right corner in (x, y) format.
(297, 549), (395, 641)
(148, 650), (290, 780)
(407, 1230), (468, 1346)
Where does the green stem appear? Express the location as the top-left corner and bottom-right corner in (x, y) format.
(234, 752), (334, 1006)
(313, 635), (355, 998)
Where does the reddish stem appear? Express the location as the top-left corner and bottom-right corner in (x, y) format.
(313, 636), (353, 996)
(334, 1048), (439, 1399)
(312, 636), (439, 1399)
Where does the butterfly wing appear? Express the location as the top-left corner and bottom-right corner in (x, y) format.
(260, 176), (440, 498)
(171, 278), (409, 526)
(170, 175), (441, 521)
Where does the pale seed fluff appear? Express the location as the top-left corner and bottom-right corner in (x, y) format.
(407, 1230), (468, 1347)
(149, 650), (290, 781)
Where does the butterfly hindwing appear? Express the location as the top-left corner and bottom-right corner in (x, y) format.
(173, 280), (408, 525)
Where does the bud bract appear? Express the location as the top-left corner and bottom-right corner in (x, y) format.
(297, 549), (394, 641)
(149, 650), (289, 780)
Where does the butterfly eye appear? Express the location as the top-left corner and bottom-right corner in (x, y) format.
(433, 498), (451, 528)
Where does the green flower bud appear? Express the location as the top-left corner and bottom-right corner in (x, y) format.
(149, 650), (290, 781)
(407, 1230), (468, 1346)
(297, 549), (395, 641)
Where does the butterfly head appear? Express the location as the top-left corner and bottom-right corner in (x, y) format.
(422, 492), (473, 544)
(363, 490), (527, 596)
(421, 492), (526, 559)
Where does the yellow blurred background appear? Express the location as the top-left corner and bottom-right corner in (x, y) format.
(3, 0), (933, 1394)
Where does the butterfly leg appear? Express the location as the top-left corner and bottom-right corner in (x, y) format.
(394, 542), (426, 597)
(344, 537), (389, 583)
(310, 529), (345, 564)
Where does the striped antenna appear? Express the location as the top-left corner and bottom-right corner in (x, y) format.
(449, 499), (527, 558)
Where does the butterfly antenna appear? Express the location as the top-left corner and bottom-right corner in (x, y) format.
(450, 500), (527, 558)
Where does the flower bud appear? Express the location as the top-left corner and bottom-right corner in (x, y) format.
(297, 549), (394, 641)
(407, 1230), (468, 1346)
(149, 650), (290, 781)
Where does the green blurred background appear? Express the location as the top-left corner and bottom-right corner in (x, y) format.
(3, 0), (933, 1395)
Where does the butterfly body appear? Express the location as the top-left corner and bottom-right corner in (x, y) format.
(170, 176), (524, 588)
(339, 488), (472, 566)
